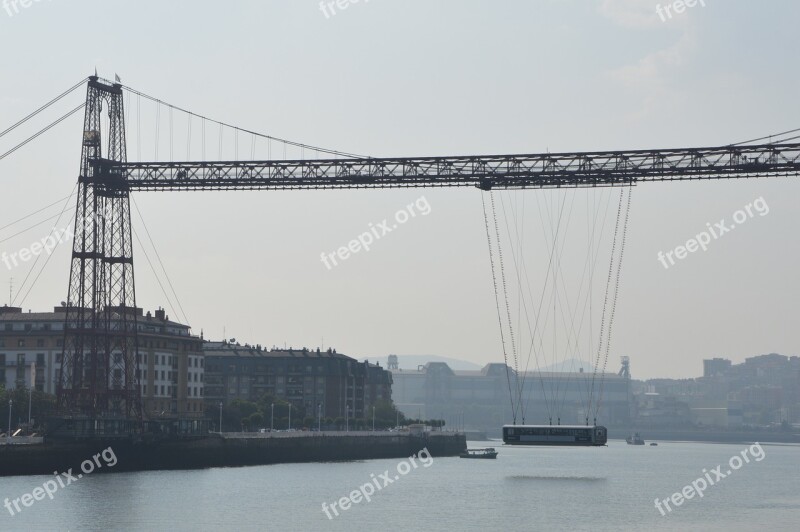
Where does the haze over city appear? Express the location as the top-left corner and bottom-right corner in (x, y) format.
(2, 0), (799, 380)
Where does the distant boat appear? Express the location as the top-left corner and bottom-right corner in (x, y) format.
(460, 447), (498, 459)
(650, 442), (658, 446)
(626, 432), (645, 445)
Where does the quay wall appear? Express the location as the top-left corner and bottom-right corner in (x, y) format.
(0, 431), (466, 477)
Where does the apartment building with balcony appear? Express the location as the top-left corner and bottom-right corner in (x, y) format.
(0, 304), (204, 419)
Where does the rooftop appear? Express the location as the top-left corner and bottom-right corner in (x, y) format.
(0, 305), (190, 330)
(391, 361), (624, 379)
(202, 341), (352, 360)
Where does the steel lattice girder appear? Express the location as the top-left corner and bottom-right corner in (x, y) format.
(88, 142), (800, 191)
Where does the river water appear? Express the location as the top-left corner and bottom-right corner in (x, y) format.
(0, 440), (797, 531)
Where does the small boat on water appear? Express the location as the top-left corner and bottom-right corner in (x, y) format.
(650, 442), (658, 446)
(626, 432), (645, 445)
(460, 447), (498, 459)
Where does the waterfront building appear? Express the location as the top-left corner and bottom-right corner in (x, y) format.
(390, 359), (631, 430)
(0, 304), (205, 419)
(202, 342), (392, 420)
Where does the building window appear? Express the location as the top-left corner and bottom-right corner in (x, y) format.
(17, 340), (25, 347)
(36, 353), (45, 366)
(36, 339), (45, 348)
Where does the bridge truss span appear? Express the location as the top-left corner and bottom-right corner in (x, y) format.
(92, 143), (800, 192)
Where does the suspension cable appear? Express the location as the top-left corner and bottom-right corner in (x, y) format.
(122, 85), (368, 160)
(729, 127), (800, 146)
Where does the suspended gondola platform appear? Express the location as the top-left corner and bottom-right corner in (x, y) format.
(502, 425), (607, 446)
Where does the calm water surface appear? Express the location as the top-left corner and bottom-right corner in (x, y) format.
(0, 440), (797, 531)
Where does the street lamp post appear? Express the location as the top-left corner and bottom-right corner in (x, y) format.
(271, 403), (274, 432)
(27, 362), (35, 430)
(288, 403), (292, 431)
(317, 403), (322, 432)
(219, 402), (222, 433)
(345, 404), (349, 433)
(7, 399), (12, 443)
(372, 406), (375, 432)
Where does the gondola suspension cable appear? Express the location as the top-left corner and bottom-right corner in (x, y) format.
(481, 192), (518, 424)
(595, 186), (633, 419)
(499, 193), (551, 424)
(588, 188), (625, 422)
(490, 191), (522, 422)
(519, 191), (570, 423)
(553, 191), (605, 422)
(498, 191), (551, 425)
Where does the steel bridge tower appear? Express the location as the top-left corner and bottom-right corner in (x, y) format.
(47, 75), (800, 437)
(56, 77), (141, 431)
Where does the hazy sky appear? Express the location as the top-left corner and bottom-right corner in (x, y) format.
(1, 0), (798, 379)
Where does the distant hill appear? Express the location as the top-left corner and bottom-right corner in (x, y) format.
(537, 358), (597, 373)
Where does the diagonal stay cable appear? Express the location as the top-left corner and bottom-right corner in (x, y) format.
(0, 205), (76, 245)
(131, 225), (180, 324)
(0, 103), (86, 162)
(131, 198), (190, 327)
(0, 77), (87, 139)
(0, 193), (76, 234)
(14, 184), (79, 307)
